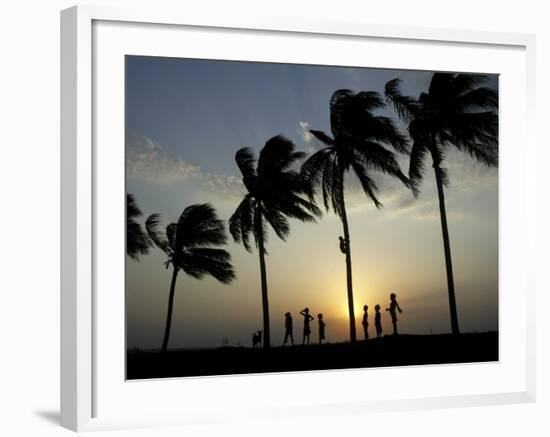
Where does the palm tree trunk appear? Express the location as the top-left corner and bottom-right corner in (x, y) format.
(256, 211), (271, 348)
(339, 183), (357, 342)
(161, 267), (179, 352)
(433, 165), (460, 335)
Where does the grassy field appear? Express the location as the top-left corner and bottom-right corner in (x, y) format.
(126, 332), (498, 380)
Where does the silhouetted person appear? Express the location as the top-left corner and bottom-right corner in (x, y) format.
(300, 307), (314, 345)
(375, 304), (383, 338)
(252, 330), (262, 348)
(386, 292), (403, 335)
(283, 312), (294, 346)
(362, 304), (369, 340)
(318, 313), (326, 344)
(338, 236), (347, 254)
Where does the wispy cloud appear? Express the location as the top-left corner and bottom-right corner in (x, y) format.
(126, 132), (245, 201)
(341, 150), (497, 221)
(126, 133), (200, 184)
(299, 121), (315, 146)
(127, 133), (496, 221)
(444, 152), (498, 194)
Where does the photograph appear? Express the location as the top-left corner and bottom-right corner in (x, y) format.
(125, 56), (499, 380)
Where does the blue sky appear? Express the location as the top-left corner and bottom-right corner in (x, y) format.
(126, 56), (498, 350)
(126, 57), (443, 173)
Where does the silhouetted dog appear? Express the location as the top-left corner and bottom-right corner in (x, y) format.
(252, 330), (262, 348)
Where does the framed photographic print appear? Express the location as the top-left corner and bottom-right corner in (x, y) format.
(61, 5), (536, 432)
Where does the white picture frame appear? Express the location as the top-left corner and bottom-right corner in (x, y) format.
(60, 5), (536, 432)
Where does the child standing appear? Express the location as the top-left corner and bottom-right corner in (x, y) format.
(318, 313), (326, 344)
(283, 312), (294, 346)
(362, 304), (369, 340)
(386, 292), (403, 335)
(300, 307), (314, 345)
(374, 304), (383, 338)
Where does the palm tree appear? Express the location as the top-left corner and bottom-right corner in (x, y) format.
(127, 193), (150, 261)
(146, 204), (235, 352)
(385, 73), (498, 335)
(229, 135), (321, 348)
(301, 89), (410, 342)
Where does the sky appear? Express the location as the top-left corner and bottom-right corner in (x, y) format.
(126, 56), (499, 350)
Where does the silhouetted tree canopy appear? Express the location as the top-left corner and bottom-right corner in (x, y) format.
(229, 135), (321, 251)
(385, 73), (498, 195)
(146, 204), (235, 284)
(126, 193), (150, 261)
(301, 89), (410, 213)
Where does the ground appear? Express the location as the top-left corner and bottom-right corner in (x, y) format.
(126, 332), (498, 380)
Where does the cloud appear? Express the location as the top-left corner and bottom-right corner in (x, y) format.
(340, 149), (496, 222)
(299, 121), (315, 145)
(126, 133), (201, 184)
(127, 133), (496, 221)
(444, 151), (498, 194)
(126, 132), (245, 201)
(199, 172), (245, 200)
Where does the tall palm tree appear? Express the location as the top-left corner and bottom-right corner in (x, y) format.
(127, 193), (150, 261)
(146, 204), (235, 352)
(385, 73), (498, 335)
(301, 89), (410, 342)
(229, 135), (321, 348)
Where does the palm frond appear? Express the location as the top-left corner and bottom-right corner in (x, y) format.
(349, 159), (382, 209)
(321, 154), (336, 211)
(329, 89), (354, 138)
(261, 205), (290, 241)
(449, 139), (498, 167)
(361, 116), (410, 154)
(228, 195), (255, 252)
(430, 147), (449, 186)
(257, 135), (304, 177)
(355, 91), (386, 110)
(127, 222), (150, 260)
(126, 193), (150, 260)
(408, 141), (429, 196)
(127, 193), (142, 220)
(455, 87), (498, 111)
(177, 204), (228, 248)
(166, 223), (177, 249)
(145, 214), (172, 255)
(384, 78), (420, 122)
(309, 130), (335, 146)
(263, 193), (319, 223)
(235, 147), (257, 178)
(330, 89), (390, 141)
(451, 73), (489, 95)
(300, 147), (333, 198)
(176, 248), (235, 284)
(330, 157), (345, 217)
(354, 142), (410, 189)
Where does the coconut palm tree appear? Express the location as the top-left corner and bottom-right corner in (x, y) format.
(301, 89), (410, 342)
(385, 73), (498, 335)
(229, 135), (321, 348)
(146, 204), (235, 352)
(127, 193), (150, 261)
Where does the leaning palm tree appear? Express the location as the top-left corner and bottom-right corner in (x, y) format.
(301, 89), (410, 342)
(385, 73), (498, 335)
(127, 193), (150, 261)
(229, 135), (321, 348)
(146, 204), (235, 352)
